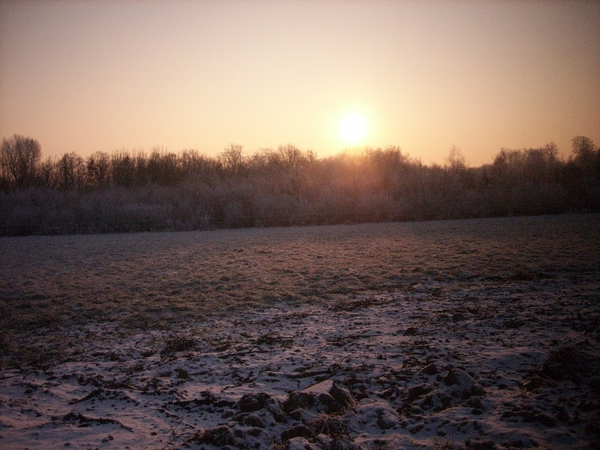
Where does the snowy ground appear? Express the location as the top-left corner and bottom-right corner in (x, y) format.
(1, 214), (599, 449)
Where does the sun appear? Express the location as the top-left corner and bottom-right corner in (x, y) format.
(338, 113), (367, 146)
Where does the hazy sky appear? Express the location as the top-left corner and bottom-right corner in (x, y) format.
(1, 1), (599, 166)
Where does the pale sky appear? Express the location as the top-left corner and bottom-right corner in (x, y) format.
(1, 0), (599, 167)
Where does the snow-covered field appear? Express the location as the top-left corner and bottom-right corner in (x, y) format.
(1, 214), (599, 449)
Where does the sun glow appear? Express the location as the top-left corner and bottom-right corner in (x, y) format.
(338, 113), (367, 146)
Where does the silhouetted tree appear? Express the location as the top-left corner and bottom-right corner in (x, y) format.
(57, 152), (85, 190)
(523, 149), (548, 184)
(2, 134), (599, 236)
(147, 149), (181, 185)
(571, 136), (598, 178)
(446, 145), (467, 173)
(133, 150), (149, 186)
(0, 134), (41, 189)
(86, 152), (111, 188)
(38, 157), (58, 189)
(543, 142), (560, 183)
(111, 150), (136, 187)
(276, 144), (306, 172)
(572, 136), (596, 163)
(219, 144), (245, 179)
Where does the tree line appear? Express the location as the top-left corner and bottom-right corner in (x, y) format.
(0, 134), (598, 236)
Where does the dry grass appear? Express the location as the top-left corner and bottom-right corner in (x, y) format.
(1, 214), (599, 449)
(1, 213), (599, 366)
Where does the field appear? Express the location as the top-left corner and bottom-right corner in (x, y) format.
(1, 214), (599, 449)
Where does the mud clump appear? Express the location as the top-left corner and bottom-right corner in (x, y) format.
(406, 384), (432, 403)
(238, 392), (273, 412)
(283, 391), (315, 414)
(197, 424), (235, 446)
(283, 380), (356, 416)
(541, 342), (600, 383)
(281, 424), (313, 441)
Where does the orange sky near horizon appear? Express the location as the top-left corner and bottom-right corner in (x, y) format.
(1, 0), (599, 167)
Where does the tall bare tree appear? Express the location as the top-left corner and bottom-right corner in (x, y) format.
(86, 151), (111, 188)
(57, 152), (85, 190)
(0, 134), (41, 188)
(219, 144), (245, 178)
(571, 136), (597, 171)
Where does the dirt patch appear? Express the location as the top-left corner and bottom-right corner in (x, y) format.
(1, 214), (600, 449)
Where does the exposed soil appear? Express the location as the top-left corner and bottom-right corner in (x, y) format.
(1, 214), (599, 449)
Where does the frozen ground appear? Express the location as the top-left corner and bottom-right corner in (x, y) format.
(1, 214), (599, 449)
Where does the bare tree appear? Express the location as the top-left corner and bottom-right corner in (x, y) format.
(571, 136), (597, 172)
(572, 136), (596, 158)
(57, 152), (85, 190)
(219, 144), (245, 178)
(277, 144), (306, 173)
(446, 145), (467, 172)
(38, 156), (58, 188)
(0, 134), (41, 189)
(111, 149), (136, 187)
(86, 151), (111, 188)
(149, 148), (182, 185)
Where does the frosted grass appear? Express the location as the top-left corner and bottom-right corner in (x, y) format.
(1, 214), (599, 449)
